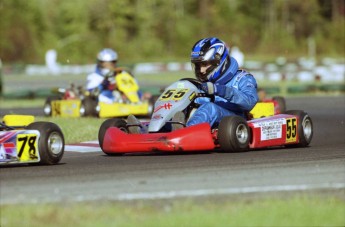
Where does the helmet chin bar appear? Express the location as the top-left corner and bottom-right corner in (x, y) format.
(192, 59), (219, 82)
(195, 65), (218, 82)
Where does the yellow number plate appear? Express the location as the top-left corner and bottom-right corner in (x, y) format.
(16, 134), (39, 161)
(286, 117), (297, 143)
(159, 89), (189, 101)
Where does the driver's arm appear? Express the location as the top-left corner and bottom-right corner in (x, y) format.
(215, 75), (258, 111)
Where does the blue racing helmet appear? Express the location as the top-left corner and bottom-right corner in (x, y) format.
(191, 37), (231, 83)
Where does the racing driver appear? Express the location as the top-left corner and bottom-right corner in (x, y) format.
(174, 37), (259, 129)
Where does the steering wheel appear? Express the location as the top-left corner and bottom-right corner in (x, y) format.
(179, 78), (215, 102)
(179, 78), (202, 87)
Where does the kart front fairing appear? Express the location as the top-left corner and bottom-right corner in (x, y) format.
(101, 79), (216, 153)
(102, 123), (215, 153)
(100, 78), (313, 154)
(148, 79), (200, 132)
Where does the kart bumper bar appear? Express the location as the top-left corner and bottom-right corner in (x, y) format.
(102, 123), (215, 153)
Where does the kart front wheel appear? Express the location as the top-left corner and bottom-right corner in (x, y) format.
(98, 118), (127, 155)
(218, 116), (250, 152)
(285, 110), (313, 147)
(26, 122), (65, 165)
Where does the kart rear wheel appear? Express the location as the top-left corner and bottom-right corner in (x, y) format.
(80, 97), (98, 117)
(26, 122), (65, 165)
(98, 118), (127, 155)
(43, 96), (61, 116)
(218, 116), (250, 152)
(285, 110), (313, 147)
(272, 96), (286, 114)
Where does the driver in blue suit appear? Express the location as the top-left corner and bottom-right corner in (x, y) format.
(181, 37), (259, 129)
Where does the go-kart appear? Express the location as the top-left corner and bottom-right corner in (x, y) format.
(98, 78), (313, 155)
(0, 115), (65, 165)
(43, 70), (155, 118)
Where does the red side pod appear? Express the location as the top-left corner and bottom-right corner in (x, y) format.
(103, 123), (215, 153)
(248, 114), (300, 149)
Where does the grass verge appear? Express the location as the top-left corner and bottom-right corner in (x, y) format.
(1, 192), (344, 227)
(34, 116), (105, 144)
(0, 98), (46, 108)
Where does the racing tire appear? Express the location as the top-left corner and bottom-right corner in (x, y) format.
(98, 118), (127, 156)
(26, 122), (65, 165)
(272, 96), (286, 114)
(285, 110), (313, 147)
(80, 97), (98, 117)
(43, 96), (61, 116)
(218, 116), (250, 152)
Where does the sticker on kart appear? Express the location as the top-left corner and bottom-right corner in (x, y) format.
(154, 103), (173, 113)
(0, 130), (40, 163)
(159, 89), (189, 101)
(253, 118), (285, 140)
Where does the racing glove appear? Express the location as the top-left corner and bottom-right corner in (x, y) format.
(200, 82), (227, 97)
(101, 76), (117, 90)
(101, 78), (110, 90)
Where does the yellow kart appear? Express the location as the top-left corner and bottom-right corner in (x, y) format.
(43, 71), (155, 118)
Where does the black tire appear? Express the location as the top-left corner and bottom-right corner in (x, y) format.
(43, 96), (61, 116)
(285, 110), (313, 147)
(218, 116), (250, 152)
(98, 118), (128, 155)
(80, 97), (98, 117)
(272, 96), (286, 114)
(26, 122), (65, 165)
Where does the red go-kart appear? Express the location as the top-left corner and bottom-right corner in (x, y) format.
(98, 78), (313, 155)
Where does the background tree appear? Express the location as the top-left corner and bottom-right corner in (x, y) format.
(0, 0), (343, 64)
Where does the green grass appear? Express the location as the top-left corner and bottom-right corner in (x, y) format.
(1, 193), (344, 227)
(0, 98), (46, 108)
(33, 117), (105, 144)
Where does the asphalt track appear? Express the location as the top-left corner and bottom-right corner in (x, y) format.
(0, 96), (344, 204)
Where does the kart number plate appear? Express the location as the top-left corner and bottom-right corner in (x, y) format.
(286, 117), (297, 143)
(16, 134), (39, 161)
(160, 89), (189, 101)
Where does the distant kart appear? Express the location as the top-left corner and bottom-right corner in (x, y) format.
(0, 115), (65, 165)
(43, 71), (156, 118)
(98, 78), (313, 155)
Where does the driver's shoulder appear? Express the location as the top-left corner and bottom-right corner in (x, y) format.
(234, 69), (256, 82)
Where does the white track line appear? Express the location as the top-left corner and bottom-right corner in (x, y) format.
(65, 140), (101, 153)
(115, 183), (345, 201)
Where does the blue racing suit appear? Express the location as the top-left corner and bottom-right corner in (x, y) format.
(86, 66), (143, 103)
(187, 57), (259, 128)
(86, 66), (117, 103)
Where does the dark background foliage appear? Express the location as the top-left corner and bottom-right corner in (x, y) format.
(0, 0), (344, 64)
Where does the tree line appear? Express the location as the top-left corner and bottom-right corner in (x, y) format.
(0, 0), (344, 64)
